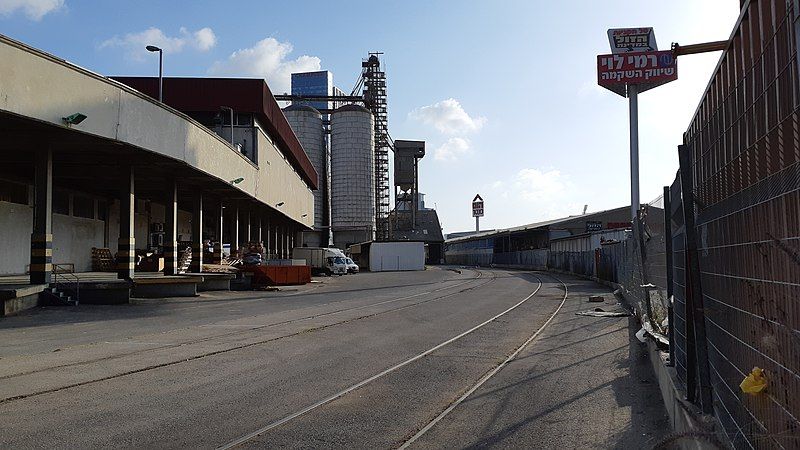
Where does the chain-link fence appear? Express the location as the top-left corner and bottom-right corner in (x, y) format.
(667, 1), (800, 448)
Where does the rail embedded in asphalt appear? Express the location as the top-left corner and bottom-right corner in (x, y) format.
(398, 272), (570, 449)
(0, 269), (494, 404)
(216, 270), (544, 450)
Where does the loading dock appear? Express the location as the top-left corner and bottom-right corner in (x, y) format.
(0, 35), (317, 314)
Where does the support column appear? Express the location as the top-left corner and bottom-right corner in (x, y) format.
(273, 222), (278, 259)
(233, 203), (240, 257)
(117, 167), (135, 280)
(266, 220), (272, 258)
(284, 225), (290, 258)
(189, 192), (203, 273)
(212, 200), (223, 264)
(246, 209), (252, 243)
(30, 148), (53, 285)
(278, 225), (285, 259)
(164, 178), (178, 275)
(256, 213), (263, 243)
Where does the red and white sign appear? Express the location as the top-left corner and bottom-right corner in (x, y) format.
(472, 194), (484, 218)
(597, 50), (677, 97)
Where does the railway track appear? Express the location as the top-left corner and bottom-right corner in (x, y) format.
(398, 272), (569, 448)
(216, 271), (565, 450)
(0, 269), (496, 403)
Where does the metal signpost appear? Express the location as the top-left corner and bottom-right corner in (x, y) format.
(597, 28), (677, 221)
(472, 194), (484, 232)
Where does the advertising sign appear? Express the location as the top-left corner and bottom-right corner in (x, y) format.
(607, 28), (657, 54)
(597, 50), (677, 97)
(586, 221), (603, 232)
(472, 194), (484, 218)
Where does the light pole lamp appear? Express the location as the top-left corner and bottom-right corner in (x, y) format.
(145, 45), (163, 102)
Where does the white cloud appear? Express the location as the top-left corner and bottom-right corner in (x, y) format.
(434, 137), (471, 161)
(208, 37), (321, 94)
(486, 167), (583, 221)
(193, 27), (217, 51)
(100, 26), (217, 61)
(409, 98), (486, 134)
(0, 0), (63, 20)
(512, 168), (567, 201)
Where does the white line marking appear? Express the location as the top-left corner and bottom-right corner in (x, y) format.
(398, 273), (569, 449)
(216, 272), (542, 450)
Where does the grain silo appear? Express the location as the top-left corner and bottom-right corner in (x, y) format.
(283, 104), (327, 247)
(330, 104), (375, 250)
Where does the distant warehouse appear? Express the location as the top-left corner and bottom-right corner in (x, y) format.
(444, 206), (648, 267)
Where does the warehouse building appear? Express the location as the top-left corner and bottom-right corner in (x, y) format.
(444, 206), (637, 266)
(0, 35), (316, 312)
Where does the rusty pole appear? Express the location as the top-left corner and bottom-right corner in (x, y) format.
(671, 40), (728, 56)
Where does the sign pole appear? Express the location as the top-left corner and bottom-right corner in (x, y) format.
(475, 216), (479, 232)
(628, 83), (640, 222)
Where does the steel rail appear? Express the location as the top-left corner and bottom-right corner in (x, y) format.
(216, 271), (544, 450)
(398, 272), (569, 449)
(0, 271), (495, 403)
(1, 271), (487, 383)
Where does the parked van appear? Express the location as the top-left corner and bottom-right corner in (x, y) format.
(292, 247), (347, 276)
(345, 257), (360, 274)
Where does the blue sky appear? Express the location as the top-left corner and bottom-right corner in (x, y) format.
(1, 0), (740, 233)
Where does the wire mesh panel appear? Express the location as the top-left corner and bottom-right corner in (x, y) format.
(669, 175), (690, 390)
(681, 1), (800, 447)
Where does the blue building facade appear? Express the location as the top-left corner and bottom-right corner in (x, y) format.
(290, 71), (345, 112)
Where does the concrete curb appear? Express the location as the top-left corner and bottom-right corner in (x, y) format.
(645, 340), (722, 449)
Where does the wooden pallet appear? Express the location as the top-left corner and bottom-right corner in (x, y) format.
(91, 247), (115, 272)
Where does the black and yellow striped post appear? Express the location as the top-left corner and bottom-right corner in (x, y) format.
(163, 178), (178, 275)
(30, 148), (52, 285)
(30, 234), (53, 284)
(189, 192), (203, 273)
(117, 167), (135, 280)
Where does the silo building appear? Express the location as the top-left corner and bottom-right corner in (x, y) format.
(330, 104), (375, 250)
(283, 104), (327, 247)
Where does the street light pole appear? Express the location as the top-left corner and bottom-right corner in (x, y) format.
(145, 45), (163, 102)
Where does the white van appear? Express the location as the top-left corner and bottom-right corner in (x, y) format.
(292, 247), (348, 276)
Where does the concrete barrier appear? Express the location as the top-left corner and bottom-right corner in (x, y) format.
(131, 276), (202, 298)
(0, 285), (45, 316)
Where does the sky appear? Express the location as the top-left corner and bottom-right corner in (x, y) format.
(0, 0), (741, 234)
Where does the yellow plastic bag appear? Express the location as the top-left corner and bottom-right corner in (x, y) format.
(740, 367), (768, 394)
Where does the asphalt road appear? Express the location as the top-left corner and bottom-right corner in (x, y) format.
(0, 267), (669, 449)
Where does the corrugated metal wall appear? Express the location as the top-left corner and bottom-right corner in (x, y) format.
(678, 1), (800, 447)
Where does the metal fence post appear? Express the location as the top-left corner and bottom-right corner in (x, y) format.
(664, 186), (675, 367)
(677, 144), (713, 413)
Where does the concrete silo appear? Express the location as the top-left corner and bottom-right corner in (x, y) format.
(330, 104), (375, 250)
(283, 104), (327, 247)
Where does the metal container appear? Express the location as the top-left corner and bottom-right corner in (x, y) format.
(283, 104), (325, 229)
(330, 104), (375, 247)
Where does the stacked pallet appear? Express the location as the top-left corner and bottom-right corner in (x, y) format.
(91, 248), (115, 272)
